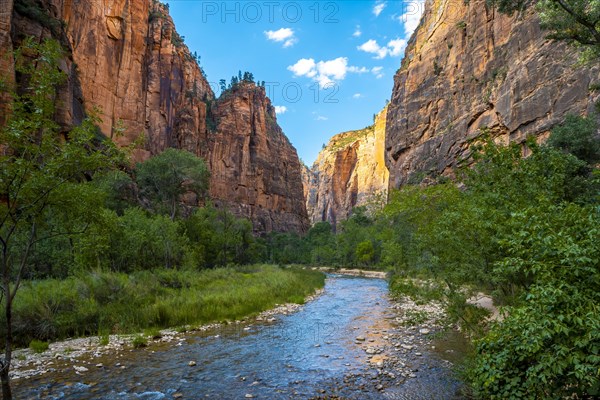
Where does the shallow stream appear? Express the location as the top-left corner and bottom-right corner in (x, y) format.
(13, 274), (465, 399)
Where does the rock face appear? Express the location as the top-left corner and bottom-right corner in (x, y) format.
(208, 83), (309, 234)
(2, 0), (308, 233)
(305, 107), (389, 227)
(386, 0), (599, 188)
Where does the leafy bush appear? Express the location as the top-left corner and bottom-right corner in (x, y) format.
(15, 0), (63, 35)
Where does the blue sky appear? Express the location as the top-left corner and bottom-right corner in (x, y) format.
(165, 1), (424, 165)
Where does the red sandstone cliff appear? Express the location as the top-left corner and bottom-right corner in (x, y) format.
(386, 0), (599, 187)
(208, 83), (309, 233)
(2, 0), (308, 233)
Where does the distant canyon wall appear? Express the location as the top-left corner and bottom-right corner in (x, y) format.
(304, 107), (389, 227)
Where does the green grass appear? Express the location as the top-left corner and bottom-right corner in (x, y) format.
(29, 339), (49, 353)
(98, 328), (110, 346)
(2, 265), (325, 348)
(132, 335), (148, 349)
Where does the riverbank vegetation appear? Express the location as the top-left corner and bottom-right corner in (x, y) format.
(271, 116), (600, 398)
(2, 265), (324, 348)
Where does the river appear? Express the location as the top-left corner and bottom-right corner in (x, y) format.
(12, 274), (465, 399)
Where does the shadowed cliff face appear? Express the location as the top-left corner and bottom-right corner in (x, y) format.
(209, 83), (309, 234)
(304, 107), (389, 227)
(386, 0), (599, 188)
(2, 0), (308, 233)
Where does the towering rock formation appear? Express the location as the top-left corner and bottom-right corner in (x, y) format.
(305, 106), (389, 227)
(386, 0), (599, 187)
(208, 82), (309, 233)
(2, 0), (308, 233)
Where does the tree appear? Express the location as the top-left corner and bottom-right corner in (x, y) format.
(219, 79), (227, 93)
(355, 240), (374, 265)
(547, 114), (600, 165)
(136, 148), (209, 220)
(0, 38), (123, 399)
(184, 204), (256, 268)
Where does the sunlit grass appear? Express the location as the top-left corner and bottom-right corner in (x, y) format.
(2, 265), (325, 347)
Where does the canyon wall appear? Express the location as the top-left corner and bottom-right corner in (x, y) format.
(2, 0), (308, 233)
(386, 0), (599, 187)
(208, 83), (309, 234)
(305, 107), (389, 227)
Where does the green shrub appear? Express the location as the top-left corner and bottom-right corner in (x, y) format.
(547, 114), (600, 165)
(132, 335), (147, 349)
(29, 340), (49, 354)
(15, 0), (62, 35)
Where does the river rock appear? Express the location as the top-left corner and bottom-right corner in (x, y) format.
(188, 361), (197, 367)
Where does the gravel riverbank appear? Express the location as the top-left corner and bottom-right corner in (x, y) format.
(311, 295), (466, 399)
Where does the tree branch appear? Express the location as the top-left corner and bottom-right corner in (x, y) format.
(554, 0), (600, 44)
(10, 222), (35, 302)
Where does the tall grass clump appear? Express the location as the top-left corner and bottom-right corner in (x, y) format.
(1, 265), (324, 347)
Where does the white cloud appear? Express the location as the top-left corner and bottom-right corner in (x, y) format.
(264, 28), (298, 48)
(274, 106), (287, 115)
(288, 57), (369, 88)
(357, 39), (388, 59)
(397, 0), (425, 36)
(317, 58), (348, 80)
(348, 66), (369, 73)
(373, 1), (386, 17)
(353, 93), (363, 99)
(288, 58), (317, 78)
(371, 66), (384, 79)
(316, 115), (328, 121)
(353, 25), (362, 37)
(358, 38), (406, 59)
(387, 38), (408, 57)
(316, 75), (335, 88)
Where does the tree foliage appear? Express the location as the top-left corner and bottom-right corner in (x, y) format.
(136, 148), (209, 220)
(0, 38), (124, 399)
